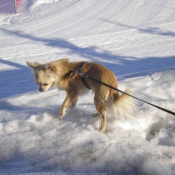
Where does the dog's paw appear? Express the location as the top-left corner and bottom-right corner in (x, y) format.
(99, 125), (106, 132)
(92, 112), (99, 117)
(57, 117), (61, 122)
(58, 112), (66, 121)
(69, 104), (76, 108)
(99, 127), (105, 132)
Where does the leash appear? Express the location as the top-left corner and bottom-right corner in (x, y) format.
(74, 70), (175, 117)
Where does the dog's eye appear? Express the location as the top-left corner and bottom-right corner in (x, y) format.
(43, 83), (48, 86)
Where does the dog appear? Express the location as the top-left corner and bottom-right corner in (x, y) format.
(27, 58), (136, 132)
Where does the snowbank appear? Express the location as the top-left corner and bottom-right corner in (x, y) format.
(1, 70), (175, 174)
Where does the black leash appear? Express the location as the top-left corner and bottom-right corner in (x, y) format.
(74, 70), (175, 116)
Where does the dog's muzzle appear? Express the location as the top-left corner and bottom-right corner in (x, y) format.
(39, 88), (45, 92)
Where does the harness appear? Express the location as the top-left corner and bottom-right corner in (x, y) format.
(69, 62), (91, 90)
(78, 62), (91, 90)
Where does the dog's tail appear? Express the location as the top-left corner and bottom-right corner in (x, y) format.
(112, 89), (137, 120)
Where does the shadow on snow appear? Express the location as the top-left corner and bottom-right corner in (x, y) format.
(0, 28), (175, 100)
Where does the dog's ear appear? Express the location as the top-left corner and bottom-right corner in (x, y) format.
(49, 58), (69, 75)
(26, 61), (41, 74)
(26, 61), (41, 68)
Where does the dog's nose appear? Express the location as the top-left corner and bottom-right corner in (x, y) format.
(39, 88), (44, 92)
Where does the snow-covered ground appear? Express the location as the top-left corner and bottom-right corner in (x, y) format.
(0, 0), (175, 174)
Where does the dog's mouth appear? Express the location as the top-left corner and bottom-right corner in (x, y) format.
(39, 88), (45, 92)
(38, 84), (51, 92)
(39, 88), (48, 92)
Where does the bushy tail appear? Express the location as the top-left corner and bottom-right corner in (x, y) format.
(113, 89), (137, 120)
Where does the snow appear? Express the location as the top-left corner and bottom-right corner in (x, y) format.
(0, 0), (175, 174)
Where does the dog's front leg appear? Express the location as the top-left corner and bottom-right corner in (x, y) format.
(58, 91), (77, 120)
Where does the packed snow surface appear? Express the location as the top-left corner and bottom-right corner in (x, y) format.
(0, 0), (175, 174)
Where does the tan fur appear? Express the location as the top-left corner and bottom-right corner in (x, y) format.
(27, 58), (136, 132)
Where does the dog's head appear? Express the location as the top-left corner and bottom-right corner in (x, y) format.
(26, 58), (69, 92)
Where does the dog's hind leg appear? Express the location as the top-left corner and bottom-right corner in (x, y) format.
(94, 96), (106, 132)
(59, 91), (78, 120)
(69, 97), (78, 108)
